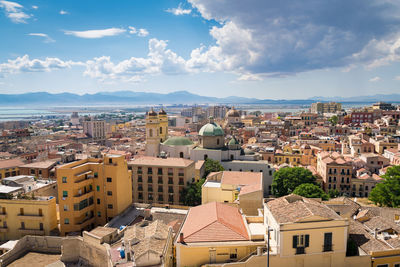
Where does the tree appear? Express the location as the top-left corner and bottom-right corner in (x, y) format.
(271, 167), (317, 197)
(328, 189), (340, 198)
(293, 183), (329, 200)
(369, 165), (400, 207)
(328, 115), (338, 126)
(182, 178), (205, 206)
(203, 158), (224, 178)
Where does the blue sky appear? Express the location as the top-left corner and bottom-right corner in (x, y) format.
(0, 0), (399, 99)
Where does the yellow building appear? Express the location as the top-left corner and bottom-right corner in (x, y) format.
(128, 156), (195, 205)
(145, 108), (168, 157)
(202, 171), (263, 215)
(0, 158), (24, 180)
(0, 196), (57, 241)
(273, 146), (302, 166)
(56, 154), (132, 236)
(175, 202), (265, 267)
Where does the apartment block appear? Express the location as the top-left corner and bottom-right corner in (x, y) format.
(311, 102), (342, 114)
(0, 196), (57, 241)
(0, 158), (24, 180)
(317, 152), (352, 194)
(128, 156), (195, 205)
(82, 120), (106, 144)
(56, 154), (132, 235)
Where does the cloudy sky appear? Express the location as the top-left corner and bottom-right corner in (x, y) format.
(0, 0), (400, 99)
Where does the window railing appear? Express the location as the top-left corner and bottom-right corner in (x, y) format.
(296, 247), (305, 255)
(323, 244), (333, 252)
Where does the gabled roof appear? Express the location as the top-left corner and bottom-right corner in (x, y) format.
(180, 202), (249, 243)
(267, 194), (342, 224)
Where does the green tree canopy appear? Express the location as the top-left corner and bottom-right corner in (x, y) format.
(182, 178), (205, 206)
(203, 158), (224, 178)
(369, 165), (400, 207)
(293, 183), (329, 200)
(271, 167), (317, 197)
(328, 115), (338, 126)
(328, 189), (340, 199)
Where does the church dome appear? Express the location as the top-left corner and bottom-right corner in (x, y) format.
(199, 121), (224, 136)
(228, 137), (239, 145)
(226, 108), (240, 118)
(162, 136), (193, 146)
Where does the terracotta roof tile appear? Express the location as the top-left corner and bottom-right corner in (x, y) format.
(180, 202), (249, 243)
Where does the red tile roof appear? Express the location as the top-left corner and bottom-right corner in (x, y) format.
(180, 202), (249, 243)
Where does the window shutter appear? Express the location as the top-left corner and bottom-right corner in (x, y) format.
(305, 234), (310, 247)
(293, 235), (298, 248)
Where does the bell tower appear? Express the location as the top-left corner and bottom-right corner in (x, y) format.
(158, 108), (168, 142)
(145, 108), (160, 157)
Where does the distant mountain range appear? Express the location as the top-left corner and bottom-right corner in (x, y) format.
(0, 91), (399, 106)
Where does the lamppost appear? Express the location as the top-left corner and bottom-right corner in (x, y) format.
(267, 226), (273, 267)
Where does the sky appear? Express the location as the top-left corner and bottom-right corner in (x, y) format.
(0, 0), (400, 99)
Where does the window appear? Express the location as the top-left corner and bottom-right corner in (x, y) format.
(97, 198), (100, 204)
(107, 191), (112, 196)
(323, 233), (333, 252)
(97, 211), (101, 217)
(108, 204), (113, 209)
(107, 177), (112, 182)
(96, 185), (100, 192)
(20, 222), (25, 229)
(376, 265), (388, 267)
(109, 158), (112, 164)
(180, 152), (184, 158)
(63, 191), (68, 198)
(64, 218), (69, 225)
(62, 177), (67, 183)
(63, 205), (68, 211)
(138, 192), (143, 199)
(230, 248), (238, 259)
(293, 234), (309, 254)
(39, 223), (43, 230)
(94, 172), (98, 178)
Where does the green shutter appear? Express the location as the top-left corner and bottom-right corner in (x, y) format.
(293, 235), (298, 248)
(305, 234), (310, 247)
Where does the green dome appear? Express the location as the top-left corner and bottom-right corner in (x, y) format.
(162, 136), (194, 146)
(199, 122), (224, 136)
(228, 137), (239, 145)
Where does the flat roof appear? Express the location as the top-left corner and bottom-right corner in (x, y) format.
(0, 185), (23, 193)
(20, 160), (57, 169)
(248, 223), (265, 236)
(203, 181), (221, 188)
(128, 156), (194, 168)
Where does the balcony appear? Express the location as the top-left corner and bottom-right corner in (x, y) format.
(323, 244), (333, 252)
(17, 214), (44, 220)
(76, 215), (95, 225)
(295, 247), (305, 255)
(74, 190), (94, 202)
(18, 228), (45, 235)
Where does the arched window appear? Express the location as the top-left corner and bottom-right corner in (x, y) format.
(217, 139), (220, 145)
(180, 152), (184, 158)
(149, 129), (153, 137)
(160, 127), (162, 134)
(204, 154), (208, 160)
(230, 155), (234, 160)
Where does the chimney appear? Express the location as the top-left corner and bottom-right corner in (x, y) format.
(179, 232), (184, 243)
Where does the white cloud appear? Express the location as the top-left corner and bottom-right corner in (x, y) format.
(84, 38), (187, 82)
(64, 28), (126, 39)
(0, 0), (31, 23)
(394, 76), (400, 81)
(59, 9), (68, 15)
(0, 55), (81, 77)
(128, 26), (137, 34)
(369, 76), (381, 82)
(186, 0), (400, 78)
(138, 28), (149, 37)
(28, 33), (55, 43)
(31, 5), (38, 9)
(166, 3), (192, 15)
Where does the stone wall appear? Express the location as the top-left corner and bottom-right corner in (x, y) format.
(61, 236), (112, 267)
(0, 235), (62, 266)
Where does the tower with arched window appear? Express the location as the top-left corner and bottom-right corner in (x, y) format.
(145, 108), (161, 157)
